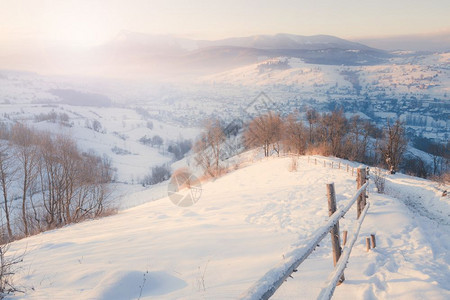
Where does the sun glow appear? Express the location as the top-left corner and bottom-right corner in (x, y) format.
(4, 1), (118, 48)
(51, 20), (111, 47)
(43, 9), (114, 47)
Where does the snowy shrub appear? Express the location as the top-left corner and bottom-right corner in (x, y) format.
(373, 167), (386, 193)
(112, 131), (128, 141)
(288, 156), (298, 172)
(85, 119), (104, 133)
(111, 146), (131, 155)
(0, 243), (24, 298)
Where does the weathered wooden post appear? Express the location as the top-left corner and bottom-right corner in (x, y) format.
(370, 234), (376, 248)
(338, 162), (341, 170)
(343, 230), (348, 246)
(356, 167), (367, 219)
(346, 164), (349, 172)
(366, 237), (371, 252)
(326, 183), (345, 284)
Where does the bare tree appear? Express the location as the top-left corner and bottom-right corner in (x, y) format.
(379, 119), (408, 174)
(194, 119), (225, 177)
(0, 135), (15, 240)
(327, 110), (348, 157)
(56, 134), (81, 224)
(315, 110), (347, 157)
(283, 113), (307, 155)
(37, 132), (60, 228)
(244, 112), (283, 157)
(306, 108), (319, 144)
(344, 116), (370, 162)
(11, 124), (39, 237)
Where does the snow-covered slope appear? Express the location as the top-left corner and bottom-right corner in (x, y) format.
(7, 155), (450, 299)
(0, 103), (200, 183)
(201, 54), (450, 99)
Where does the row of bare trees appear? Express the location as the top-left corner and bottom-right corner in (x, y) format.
(0, 123), (114, 242)
(194, 109), (410, 177)
(243, 110), (384, 161)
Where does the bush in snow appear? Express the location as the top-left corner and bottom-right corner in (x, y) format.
(194, 119), (225, 177)
(0, 243), (24, 298)
(373, 167), (386, 194)
(111, 146), (131, 155)
(288, 156), (298, 172)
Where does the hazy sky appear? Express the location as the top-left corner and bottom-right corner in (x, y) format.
(1, 0), (449, 47)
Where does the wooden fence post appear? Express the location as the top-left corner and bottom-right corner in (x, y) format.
(370, 234), (376, 248)
(326, 183), (345, 284)
(343, 230), (348, 246)
(366, 237), (371, 252)
(338, 162), (341, 170)
(356, 167), (367, 219)
(346, 164), (349, 172)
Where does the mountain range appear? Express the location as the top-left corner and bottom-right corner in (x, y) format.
(1, 32), (448, 79)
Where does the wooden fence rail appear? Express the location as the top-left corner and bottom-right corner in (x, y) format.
(317, 202), (370, 300)
(240, 176), (369, 300)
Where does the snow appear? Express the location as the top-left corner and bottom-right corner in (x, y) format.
(241, 181), (369, 300)
(6, 155), (450, 299)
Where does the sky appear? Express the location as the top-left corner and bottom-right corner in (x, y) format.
(1, 0), (449, 47)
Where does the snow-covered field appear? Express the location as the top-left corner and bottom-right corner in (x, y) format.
(7, 155), (450, 299)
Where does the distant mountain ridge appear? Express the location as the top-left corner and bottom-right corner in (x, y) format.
(0, 32), (393, 78)
(95, 32), (389, 74)
(110, 31), (382, 53)
(196, 33), (375, 51)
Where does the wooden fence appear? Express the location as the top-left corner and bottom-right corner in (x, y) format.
(307, 155), (361, 178)
(240, 166), (370, 300)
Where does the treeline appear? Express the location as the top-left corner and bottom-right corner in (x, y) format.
(243, 109), (408, 173)
(0, 123), (115, 242)
(194, 109), (448, 180)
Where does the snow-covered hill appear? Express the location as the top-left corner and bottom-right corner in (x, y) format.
(201, 54), (450, 99)
(7, 155), (450, 299)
